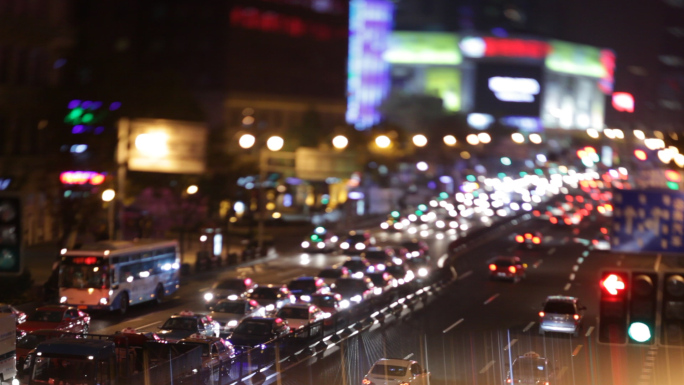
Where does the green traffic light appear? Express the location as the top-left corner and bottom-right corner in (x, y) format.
(667, 181), (679, 190)
(417, 204), (427, 211)
(466, 175), (476, 182)
(439, 192), (448, 200)
(628, 322), (652, 342)
(81, 112), (94, 123)
(415, 210), (423, 216)
(390, 211), (400, 218)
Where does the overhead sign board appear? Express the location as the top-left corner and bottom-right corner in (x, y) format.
(612, 189), (684, 253)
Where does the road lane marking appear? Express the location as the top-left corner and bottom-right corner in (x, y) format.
(523, 322), (535, 333)
(572, 345), (583, 356)
(655, 254), (662, 272)
(564, 283), (571, 291)
(137, 321), (161, 330)
(404, 353), (414, 360)
(617, 260), (623, 266)
(577, 257), (584, 264)
(569, 273), (576, 281)
(547, 247), (556, 255)
(458, 271), (473, 280)
(585, 326), (594, 337)
(572, 265), (579, 272)
(443, 318), (464, 334)
(582, 250), (589, 257)
(479, 361), (495, 374)
(557, 366), (568, 379)
(533, 260), (543, 269)
(484, 293), (500, 305)
(503, 339), (518, 351)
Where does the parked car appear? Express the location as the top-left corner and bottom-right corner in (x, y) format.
(18, 305), (90, 334)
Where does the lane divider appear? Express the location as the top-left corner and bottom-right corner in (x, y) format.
(564, 283), (571, 291)
(479, 360), (495, 374)
(533, 260), (544, 269)
(503, 339), (518, 351)
(523, 322), (535, 333)
(484, 293), (500, 305)
(585, 326), (594, 337)
(572, 344), (583, 356)
(443, 318), (464, 334)
(404, 353), (414, 360)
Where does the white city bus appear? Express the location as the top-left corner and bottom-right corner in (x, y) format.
(58, 239), (180, 314)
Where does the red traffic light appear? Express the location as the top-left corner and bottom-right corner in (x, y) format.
(602, 273), (626, 295)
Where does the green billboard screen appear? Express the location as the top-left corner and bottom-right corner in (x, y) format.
(384, 32), (461, 65)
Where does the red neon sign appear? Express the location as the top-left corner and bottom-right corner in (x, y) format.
(612, 92), (634, 113)
(60, 171), (106, 185)
(483, 37), (551, 59)
(70, 257), (99, 265)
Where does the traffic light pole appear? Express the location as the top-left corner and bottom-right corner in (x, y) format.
(257, 149), (267, 254)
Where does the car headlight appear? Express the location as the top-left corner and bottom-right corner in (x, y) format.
(204, 292), (214, 301)
(339, 300), (350, 309)
(266, 304), (275, 311)
(317, 242), (325, 249)
(352, 272), (364, 279)
(301, 241), (310, 248)
(227, 320), (238, 328)
(331, 236), (338, 242)
(99, 297), (108, 305)
(418, 268), (428, 277)
(394, 223), (404, 230)
(300, 295), (311, 302)
(350, 295), (362, 303)
(340, 242), (349, 249)
(412, 251), (420, 257)
(380, 222), (389, 229)
(355, 243), (366, 250)
(60, 296), (67, 304)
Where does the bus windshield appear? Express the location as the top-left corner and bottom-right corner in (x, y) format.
(32, 357), (97, 384)
(60, 264), (109, 289)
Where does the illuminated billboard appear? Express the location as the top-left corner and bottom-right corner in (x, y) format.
(473, 63), (543, 117)
(385, 32), (461, 65)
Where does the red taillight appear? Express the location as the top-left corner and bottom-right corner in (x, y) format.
(525, 233), (532, 239)
(509, 266), (517, 274)
(573, 314), (580, 320)
(533, 210), (540, 217)
(489, 264), (497, 271)
(564, 218), (572, 225)
(362, 379), (371, 385)
(600, 227), (608, 234)
(539, 311), (545, 317)
(592, 239), (599, 245)
(532, 237), (541, 244)
(550, 217), (558, 224)
(576, 196), (584, 203)
(515, 235), (524, 243)
(506, 379), (511, 384)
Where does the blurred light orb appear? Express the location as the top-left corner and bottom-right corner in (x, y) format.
(186, 185), (199, 195)
(413, 134), (428, 147)
(239, 134), (256, 149)
(501, 157), (512, 166)
(529, 133), (542, 144)
(604, 128), (616, 139)
(614, 129), (624, 139)
(443, 135), (457, 146)
(101, 189), (115, 202)
(477, 133), (491, 144)
(511, 133), (525, 143)
(536, 154), (547, 163)
(466, 134), (480, 145)
(332, 135), (348, 149)
(375, 135), (391, 148)
(586, 128), (600, 139)
(135, 133), (168, 157)
(633, 130), (646, 140)
(416, 161), (429, 171)
(644, 138), (665, 150)
(460, 151), (471, 159)
(266, 136), (284, 151)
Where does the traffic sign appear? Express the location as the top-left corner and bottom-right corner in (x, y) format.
(612, 188), (684, 253)
(0, 195), (22, 276)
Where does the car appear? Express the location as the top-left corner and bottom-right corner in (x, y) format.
(406, 256), (431, 280)
(331, 278), (375, 304)
(362, 358), (430, 385)
(301, 227), (339, 253)
(488, 256), (526, 282)
(380, 215), (407, 232)
(16, 329), (84, 375)
(339, 230), (376, 254)
(178, 334), (235, 383)
(210, 299), (267, 336)
(317, 266), (350, 287)
(247, 284), (294, 313)
(366, 272), (397, 295)
(203, 277), (257, 309)
(310, 293), (348, 316)
(539, 296), (586, 337)
(157, 311), (221, 342)
(275, 303), (327, 330)
(341, 256), (372, 278)
(401, 240), (429, 258)
(228, 317), (291, 349)
(385, 262), (415, 285)
(505, 351), (556, 385)
(514, 231), (543, 248)
(18, 305), (90, 334)
(0, 303), (26, 324)
(361, 247), (395, 271)
(287, 277), (330, 301)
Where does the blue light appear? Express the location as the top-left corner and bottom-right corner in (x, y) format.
(109, 102), (122, 111)
(283, 194), (293, 207)
(71, 125), (85, 134)
(491, 28), (508, 37)
(68, 100), (80, 109)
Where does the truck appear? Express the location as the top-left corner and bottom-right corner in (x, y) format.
(0, 313), (17, 385)
(25, 336), (206, 385)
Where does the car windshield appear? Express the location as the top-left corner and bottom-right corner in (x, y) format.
(178, 341), (210, 357)
(347, 234), (367, 243)
(371, 364), (407, 377)
(364, 251), (388, 261)
(249, 288), (279, 300)
(493, 259), (515, 266)
(311, 296), (335, 308)
(512, 358), (548, 378)
(234, 321), (272, 336)
(276, 307), (309, 319)
(543, 301), (576, 314)
(59, 264), (109, 289)
(318, 269), (342, 278)
(367, 274), (386, 286)
(288, 280), (315, 292)
(27, 311), (63, 323)
(213, 302), (246, 314)
(161, 317), (197, 331)
(335, 280), (366, 292)
(215, 280), (245, 290)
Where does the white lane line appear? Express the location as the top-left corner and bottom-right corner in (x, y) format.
(504, 339), (518, 351)
(199, 287), (210, 292)
(572, 345), (583, 356)
(572, 265), (579, 272)
(564, 283), (572, 291)
(655, 254), (662, 272)
(569, 273), (576, 281)
(458, 271), (473, 280)
(484, 293), (500, 305)
(137, 321), (161, 330)
(547, 247), (556, 255)
(533, 259), (543, 269)
(479, 360), (495, 374)
(404, 353), (414, 360)
(577, 257), (584, 264)
(443, 318), (464, 334)
(585, 326), (594, 337)
(523, 322), (535, 333)
(557, 366), (569, 379)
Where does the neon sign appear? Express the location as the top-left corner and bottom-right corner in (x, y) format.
(460, 36), (550, 59)
(60, 171), (106, 185)
(488, 77), (540, 102)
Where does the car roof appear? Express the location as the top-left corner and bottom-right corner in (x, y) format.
(373, 358), (415, 367)
(216, 299), (248, 304)
(280, 303), (315, 309)
(242, 316), (280, 323)
(544, 295), (578, 303)
(493, 256), (519, 262)
(292, 276), (317, 281)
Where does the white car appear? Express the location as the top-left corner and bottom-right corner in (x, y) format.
(275, 303), (326, 330)
(362, 358), (430, 385)
(210, 299), (266, 336)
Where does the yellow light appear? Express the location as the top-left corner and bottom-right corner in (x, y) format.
(614, 129), (624, 139)
(101, 189), (116, 202)
(604, 129), (616, 139)
(443, 135), (457, 146)
(266, 202), (276, 210)
(460, 151), (471, 159)
(675, 154), (684, 168)
(266, 136), (284, 151)
(272, 212), (282, 219)
(239, 134), (256, 149)
(332, 135), (348, 149)
(375, 135), (391, 148)
(511, 133), (525, 143)
(644, 138), (665, 150)
(466, 134), (479, 145)
(135, 132), (168, 157)
(633, 129), (645, 140)
(186, 185), (198, 195)
(242, 116), (255, 125)
(586, 128), (599, 139)
(477, 133), (491, 144)
(529, 133), (542, 144)
(412, 134), (428, 147)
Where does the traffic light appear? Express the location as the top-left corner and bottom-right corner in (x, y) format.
(0, 195), (22, 275)
(598, 271), (629, 344)
(628, 272), (658, 344)
(661, 272), (684, 346)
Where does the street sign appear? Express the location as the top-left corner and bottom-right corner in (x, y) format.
(0, 195), (22, 275)
(612, 188), (684, 253)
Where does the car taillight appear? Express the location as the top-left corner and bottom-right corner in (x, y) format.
(508, 266), (516, 274)
(573, 314), (580, 320)
(532, 237), (541, 244)
(506, 379), (511, 384)
(525, 233), (532, 239)
(550, 217), (558, 224)
(489, 264), (497, 271)
(539, 311), (545, 317)
(515, 235), (524, 243)
(362, 379), (371, 385)
(564, 218), (572, 225)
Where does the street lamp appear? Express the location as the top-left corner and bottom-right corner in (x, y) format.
(477, 133), (491, 144)
(186, 185), (198, 195)
(102, 189), (116, 240)
(443, 135), (457, 146)
(332, 135), (348, 150)
(266, 135), (284, 151)
(239, 134), (256, 149)
(511, 133), (525, 144)
(529, 133), (542, 144)
(466, 134), (480, 145)
(412, 134), (428, 147)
